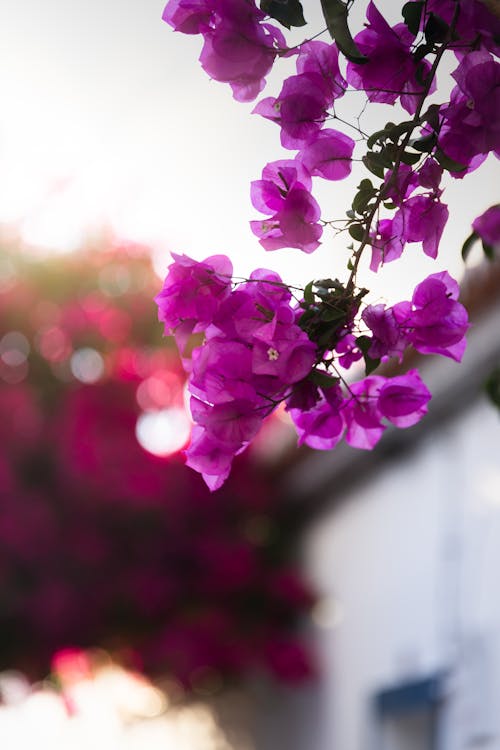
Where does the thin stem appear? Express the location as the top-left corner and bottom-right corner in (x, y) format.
(345, 22), (457, 293)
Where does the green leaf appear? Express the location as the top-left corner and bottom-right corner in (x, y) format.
(358, 178), (374, 191)
(309, 369), (339, 389)
(410, 133), (437, 153)
(387, 120), (414, 143)
(260, 0), (306, 28)
(461, 231), (479, 262)
(320, 0), (368, 63)
(424, 12), (449, 44)
(482, 240), (495, 261)
(321, 307), (345, 322)
(355, 335), (371, 354)
(413, 42), (434, 62)
(345, 209), (355, 219)
(363, 153), (385, 179)
(367, 128), (390, 149)
(485, 367), (500, 410)
(402, 1), (424, 36)
(356, 335), (380, 375)
(303, 280), (314, 304)
(352, 188), (375, 215)
(349, 223), (366, 242)
(423, 103), (440, 131)
(400, 150), (422, 165)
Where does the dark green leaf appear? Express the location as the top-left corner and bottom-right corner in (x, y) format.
(363, 153), (385, 179)
(424, 12), (449, 44)
(461, 231), (478, 261)
(352, 188), (375, 215)
(423, 104), (440, 131)
(387, 120), (414, 143)
(309, 369), (339, 389)
(320, 0), (368, 63)
(400, 150), (422, 165)
(303, 280), (314, 304)
(346, 209), (355, 219)
(413, 42), (434, 62)
(485, 367), (500, 410)
(355, 335), (371, 354)
(367, 128), (390, 149)
(358, 178), (374, 191)
(410, 133), (437, 152)
(321, 307), (345, 322)
(482, 240), (495, 261)
(349, 223), (366, 242)
(356, 335), (380, 375)
(402, 1), (424, 36)
(260, 0), (306, 28)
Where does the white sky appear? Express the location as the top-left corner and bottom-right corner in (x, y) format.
(0, 0), (497, 303)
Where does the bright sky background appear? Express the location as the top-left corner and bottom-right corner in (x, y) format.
(0, 0), (497, 303)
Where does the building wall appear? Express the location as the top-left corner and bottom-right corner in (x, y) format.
(301, 394), (500, 750)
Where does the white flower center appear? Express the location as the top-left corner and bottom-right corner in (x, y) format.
(267, 347), (279, 361)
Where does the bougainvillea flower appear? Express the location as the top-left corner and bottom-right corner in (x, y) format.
(190, 396), (264, 448)
(163, 0), (215, 34)
(417, 159), (443, 193)
(251, 186), (323, 253)
(334, 333), (363, 369)
(288, 385), (345, 450)
(362, 303), (410, 361)
(199, 15), (285, 101)
(190, 338), (258, 404)
(382, 164), (418, 207)
(184, 426), (235, 491)
(439, 52), (500, 167)
(343, 375), (387, 449)
(298, 129), (355, 181)
(406, 272), (469, 361)
(343, 369), (431, 448)
(346, 1), (435, 114)
(395, 195), (449, 258)
(155, 252), (232, 351)
(250, 161), (323, 253)
(472, 204), (500, 247)
(377, 370), (431, 428)
(369, 218), (406, 271)
(251, 306), (316, 382)
(296, 40), (346, 100)
(420, 0), (500, 56)
(253, 72), (330, 149)
(250, 159), (312, 213)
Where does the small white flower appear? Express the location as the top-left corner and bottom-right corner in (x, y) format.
(267, 347), (279, 361)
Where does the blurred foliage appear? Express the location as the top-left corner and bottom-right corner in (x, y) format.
(0, 238), (315, 694)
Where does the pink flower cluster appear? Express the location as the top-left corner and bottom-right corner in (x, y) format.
(156, 254), (316, 489)
(163, 0), (286, 101)
(155, 256), (470, 489)
(370, 161), (448, 271)
(363, 271), (470, 363)
(158, 1), (499, 488)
